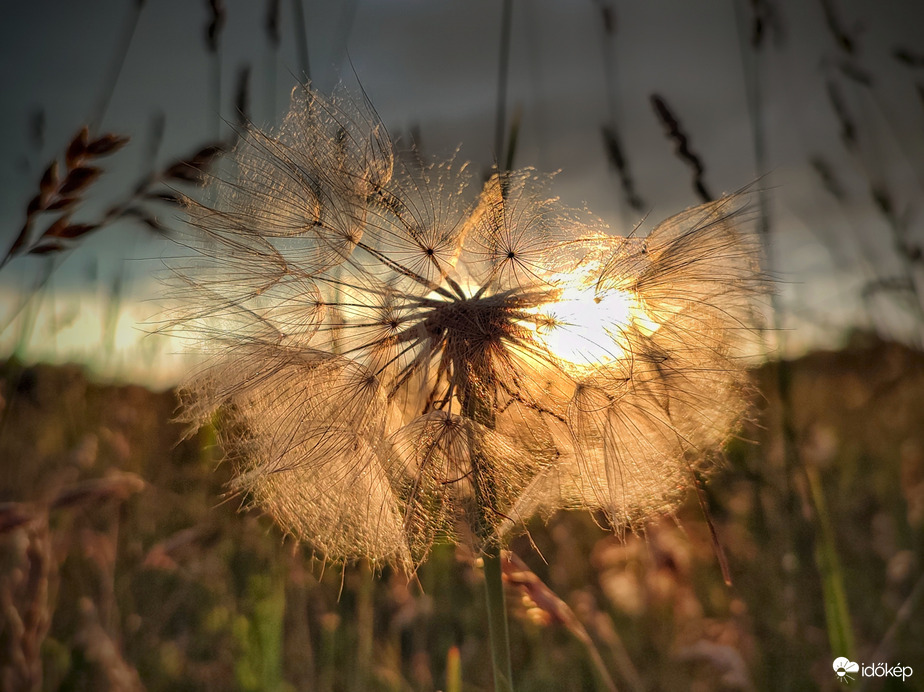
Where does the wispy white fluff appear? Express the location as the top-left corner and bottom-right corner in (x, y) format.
(167, 84), (764, 568)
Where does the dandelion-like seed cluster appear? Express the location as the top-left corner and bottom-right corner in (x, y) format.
(170, 85), (763, 568)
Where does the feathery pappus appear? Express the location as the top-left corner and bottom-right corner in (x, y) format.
(167, 84), (765, 569)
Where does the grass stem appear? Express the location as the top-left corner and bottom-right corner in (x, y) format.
(483, 545), (514, 692)
(805, 465), (856, 659)
(461, 372), (515, 691)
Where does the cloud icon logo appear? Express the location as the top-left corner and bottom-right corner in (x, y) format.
(833, 657), (860, 683)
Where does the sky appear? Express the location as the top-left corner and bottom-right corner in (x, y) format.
(1, 0), (923, 387)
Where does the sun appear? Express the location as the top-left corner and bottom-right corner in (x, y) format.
(525, 264), (659, 369)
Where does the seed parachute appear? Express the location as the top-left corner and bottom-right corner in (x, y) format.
(166, 84), (765, 569)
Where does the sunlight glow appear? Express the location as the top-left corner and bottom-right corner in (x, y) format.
(530, 272), (659, 368)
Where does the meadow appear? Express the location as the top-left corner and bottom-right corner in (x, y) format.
(1, 336), (922, 690)
(1, 2), (923, 690)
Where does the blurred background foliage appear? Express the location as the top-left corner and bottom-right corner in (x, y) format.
(1, 340), (922, 690)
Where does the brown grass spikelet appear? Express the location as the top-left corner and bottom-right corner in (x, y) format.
(167, 84), (765, 569)
(4, 128), (128, 265)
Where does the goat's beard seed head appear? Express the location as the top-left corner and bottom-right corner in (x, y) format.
(166, 84), (766, 569)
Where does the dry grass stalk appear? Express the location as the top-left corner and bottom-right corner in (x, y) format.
(3, 128), (228, 273)
(594, 2), (646, 213)
(744, 0), (784, 50)
(894, 47), (924, 68)
(601, 125), (645, 213)
(0, 470), (144, 691)
(265, 0), (281, 47)
(73, 598), (145, 692)
(0, 471), (145, 535)
(501, 552), (619, 692)
(818, 0), (857, 55)
(0, 519), (52, 692)
(650, 94), (713, 203)
(204, 0), (226, 54)
(4, 128), (128, 265)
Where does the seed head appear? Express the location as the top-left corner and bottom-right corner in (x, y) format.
(168, 85), (764, 568)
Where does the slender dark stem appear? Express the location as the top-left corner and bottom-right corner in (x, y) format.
(482, 545), (514, 692)
(211, 51), (222, 141)
(290, 0), (311, 81)
(91, 0), (145, 131)
(494, 0), (514, 164)
(461, 375), (515, 691)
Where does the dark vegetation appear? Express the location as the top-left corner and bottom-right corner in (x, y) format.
(1, 337), (922, 691)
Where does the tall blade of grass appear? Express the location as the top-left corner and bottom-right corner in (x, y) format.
(91, 0), (145, 131)
(233, 572), (286, 692)
(445, 645), (462, 692)
(356, 560), (374, 688)
(494, 0), (514, 166)
(483, 546), (514, 692)
(805, 465), (856, 659)
(290, 0), (311, 81)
